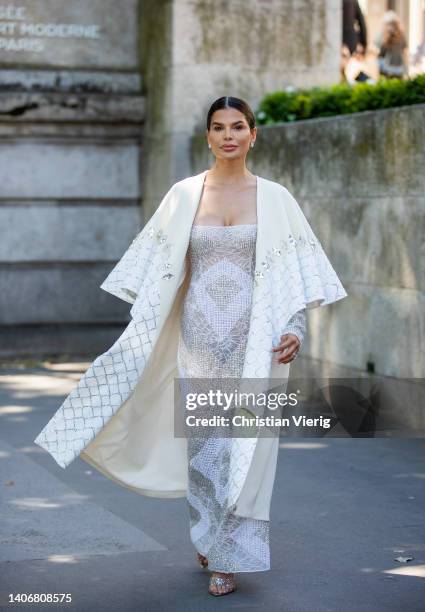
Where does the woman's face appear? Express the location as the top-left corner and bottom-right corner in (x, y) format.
(206, 108), (256, 160)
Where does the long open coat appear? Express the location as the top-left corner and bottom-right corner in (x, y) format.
(34, 170), (347, 521)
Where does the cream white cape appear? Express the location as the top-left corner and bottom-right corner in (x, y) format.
(34, 170), (347, 520)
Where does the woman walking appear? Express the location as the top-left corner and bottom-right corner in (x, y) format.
(34, 96), (347, 599)
(178, 97), (307, 594)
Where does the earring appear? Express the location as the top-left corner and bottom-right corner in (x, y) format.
(250, 142), (255, 148)
(208, 143), (211, 149)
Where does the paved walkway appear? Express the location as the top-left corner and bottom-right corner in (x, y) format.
(0, 361), (424, 611)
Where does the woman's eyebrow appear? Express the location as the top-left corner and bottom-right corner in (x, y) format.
(212, 120), (244, 126)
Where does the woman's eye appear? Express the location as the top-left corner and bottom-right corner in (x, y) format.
(213, 125), (244, 130)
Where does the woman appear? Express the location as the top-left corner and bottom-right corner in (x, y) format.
(178, 96), (307, 595)
(374, 10), (408, 79)
(34, 97), (347, 599)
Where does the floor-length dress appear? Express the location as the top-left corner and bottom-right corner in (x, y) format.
(177, 223), (306, 573)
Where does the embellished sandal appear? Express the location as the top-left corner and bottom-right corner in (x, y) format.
(208, 572), (237, 596)
(197, 552), (208, 568)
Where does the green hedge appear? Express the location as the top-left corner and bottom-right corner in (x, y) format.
(255, 74), (425, 124)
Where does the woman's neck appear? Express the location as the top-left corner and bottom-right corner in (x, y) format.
(206, 163), (255, 185)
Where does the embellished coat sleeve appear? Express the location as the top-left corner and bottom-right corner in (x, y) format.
(281, 308), (306, 346)
(99, 183), (177, 304)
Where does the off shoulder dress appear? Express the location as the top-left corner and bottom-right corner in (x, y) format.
(177, 223), (306, 573)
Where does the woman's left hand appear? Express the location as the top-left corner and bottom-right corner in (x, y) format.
(271, 333), (300, 364)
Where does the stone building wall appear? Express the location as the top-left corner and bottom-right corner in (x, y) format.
(141, 0), (342, 220)
(0, 0), (144, 356)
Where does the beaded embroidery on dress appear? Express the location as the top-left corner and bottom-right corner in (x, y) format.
(177, 223), (271, 573)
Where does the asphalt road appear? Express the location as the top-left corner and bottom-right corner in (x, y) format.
(0, 361), (424, 611)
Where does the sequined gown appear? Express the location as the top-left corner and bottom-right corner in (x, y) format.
(177, 224), (306, 573)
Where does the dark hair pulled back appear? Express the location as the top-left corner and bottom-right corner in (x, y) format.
(206, 96), (256, 131)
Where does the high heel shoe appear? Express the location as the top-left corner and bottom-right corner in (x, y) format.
(197, 552), (208, 568)
(208, 572), (237, 596)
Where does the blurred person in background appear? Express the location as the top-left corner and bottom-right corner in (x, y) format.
(342, 0), (368, 54)
(341, 42), (376, 84)
(373, 10), (409, 79)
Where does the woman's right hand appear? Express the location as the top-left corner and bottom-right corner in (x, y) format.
(271, 333), (300, 364)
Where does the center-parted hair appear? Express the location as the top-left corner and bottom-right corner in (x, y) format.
(206, 96), (256, 131)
